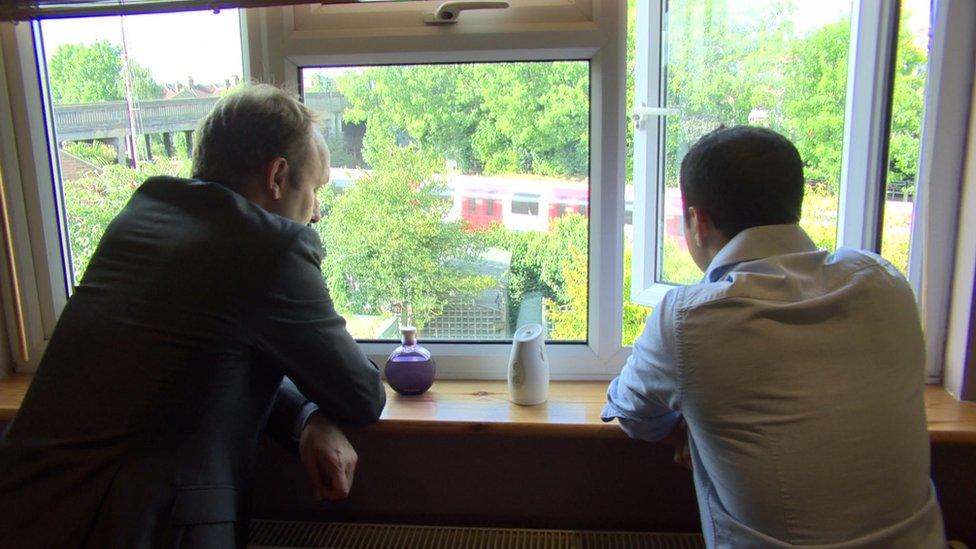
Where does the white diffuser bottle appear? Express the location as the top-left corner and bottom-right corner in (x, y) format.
(507, 323), (549, 406)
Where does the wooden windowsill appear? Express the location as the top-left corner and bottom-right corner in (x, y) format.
(1, 374), (974, 445)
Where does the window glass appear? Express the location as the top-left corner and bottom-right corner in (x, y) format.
(623, 0), (652, 346)
(302, 62), (590, 342)
(39, 10), (244, 284)
(624, 0), (853, 345)
(512, 197), (541, 216)
(880, 0), (930, 275)
(658, 0), (852, 285)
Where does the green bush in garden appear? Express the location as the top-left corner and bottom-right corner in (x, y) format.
(64, 141), (118, 167)
(621, 247), (653, 346)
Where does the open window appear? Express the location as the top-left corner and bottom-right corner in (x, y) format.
(626, 0), (949, 381)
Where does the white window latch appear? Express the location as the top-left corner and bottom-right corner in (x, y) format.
(632, 105), (681, 130)
(423, 1), (510, 25)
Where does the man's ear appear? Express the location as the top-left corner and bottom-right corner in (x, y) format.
(686, 206), (702, 247)
(262, 157), (289, 200)
(686, 206), (714, 248)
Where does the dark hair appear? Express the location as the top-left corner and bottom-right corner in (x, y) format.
(679, 126), (804, 238)
(192, 84), (318, 189)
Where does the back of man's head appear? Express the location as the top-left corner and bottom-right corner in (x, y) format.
(192, 84), (317, 190)
(679, 126), (805, 238)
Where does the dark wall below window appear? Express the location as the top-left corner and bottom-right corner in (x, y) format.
(252, 431), (976, 545)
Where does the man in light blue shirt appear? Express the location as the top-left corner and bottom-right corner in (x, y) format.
(603, 127), (945, 547)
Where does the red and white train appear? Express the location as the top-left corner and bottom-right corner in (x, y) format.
(330, 168), (686, 237)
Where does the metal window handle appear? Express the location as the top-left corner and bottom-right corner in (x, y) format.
(632, 106), (681, 129)
(423, 1), (510, 25)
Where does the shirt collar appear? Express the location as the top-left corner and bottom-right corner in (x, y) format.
(704, 224), (819, 282)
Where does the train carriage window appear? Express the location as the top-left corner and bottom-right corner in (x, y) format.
(511, 194), (541, 216)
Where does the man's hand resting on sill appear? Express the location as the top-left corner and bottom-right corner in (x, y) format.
(300, 412), (359, 501)
(661, 418), (691, 470)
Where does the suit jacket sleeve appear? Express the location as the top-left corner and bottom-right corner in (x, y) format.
(264, 377), (322, 451)
(252, 227), (386, 428)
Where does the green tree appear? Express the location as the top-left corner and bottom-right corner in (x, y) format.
(324, 130), (357, 169)
(663, 0), (796, 185)
(782, 19), (850, 190)
(483, 224), (548, 327)
(49, 41), (124, 104)
(337, 62), (589, 178)
(485, 213), (589, 334)
(887, 24), (927, 190)
(547, 246), (588, 340)
(307, 74), (337, 94)
(548, 242), (653, 344)
(48, 41), (162, 104)
(782, 14), (927, 193)
(621, 247), (652, 346)
(318, 140), (491, 328)
(125, 61), (165, 101)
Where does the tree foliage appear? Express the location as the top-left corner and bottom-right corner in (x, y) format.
(337, 62), (589, 178)
(317, 140), (491, 328)
(485, 213), (589, 333)
(782, 20), (851, 188)
(887, 22), (927, 190)
(49, 41), (163, 104)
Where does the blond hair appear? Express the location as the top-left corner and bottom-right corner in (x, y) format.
(192, 84), (318, 189)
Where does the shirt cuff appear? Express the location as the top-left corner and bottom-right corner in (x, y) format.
(293, 401), (320, 442)
(602, 399), (682, 442)
(617, 411), (682, 442)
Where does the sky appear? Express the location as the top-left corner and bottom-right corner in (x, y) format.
(39, 9), (243, 85)
(39, 0), (932, 86)
(791, 0), (930, 44)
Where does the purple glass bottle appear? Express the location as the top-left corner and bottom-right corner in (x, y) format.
(384, 326), (435, 396)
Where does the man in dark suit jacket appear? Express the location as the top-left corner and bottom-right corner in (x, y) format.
(0, 85), (386, 548)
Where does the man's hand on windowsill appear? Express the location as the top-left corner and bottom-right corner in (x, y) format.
(299, 411), (359, 501)
(660, 418), (691, 470)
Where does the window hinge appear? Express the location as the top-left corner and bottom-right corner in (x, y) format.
(423, 1), (510, 25)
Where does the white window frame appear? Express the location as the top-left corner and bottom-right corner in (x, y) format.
(245, 0), (629, 379)
(0, 1), (630, 379)
(629, 0), (967, 383)
(910, 0), (976, 385)
(0, 22), (72, 372)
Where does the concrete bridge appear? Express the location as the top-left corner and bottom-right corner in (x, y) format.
(53, 92), (348, 163)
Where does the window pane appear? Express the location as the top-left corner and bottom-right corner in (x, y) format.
(40, 11), (243, 285)
(880, 0), (930, 276)
(302, 62), (590, 342)
(659, 0), (852, 284)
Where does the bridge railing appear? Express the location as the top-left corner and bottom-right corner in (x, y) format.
(51, 92), (348, 142)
